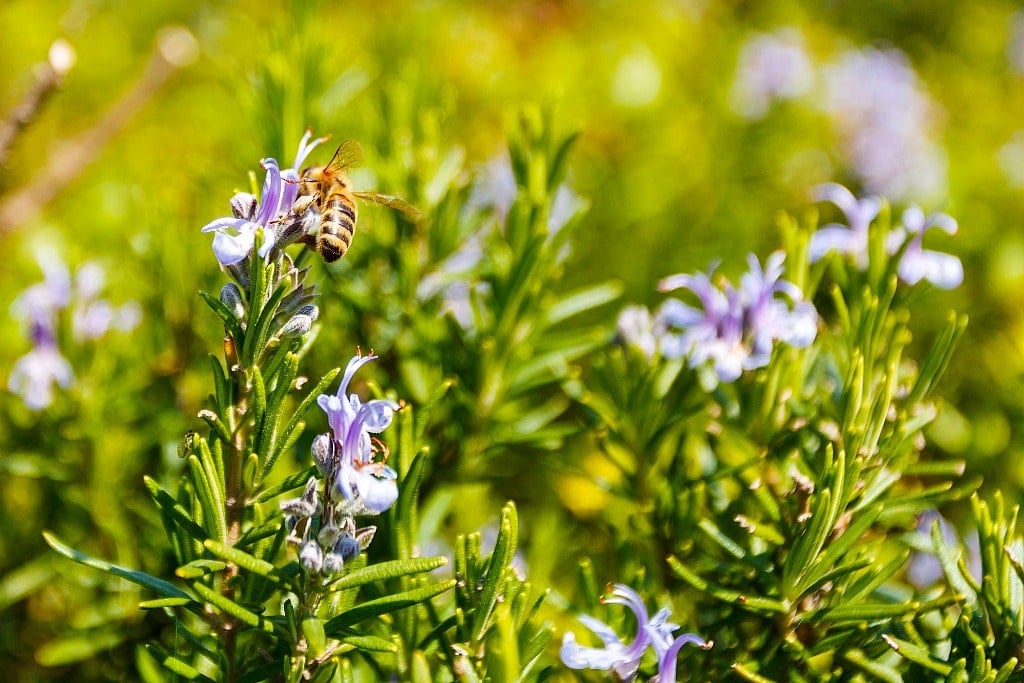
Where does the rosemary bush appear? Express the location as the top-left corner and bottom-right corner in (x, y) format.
(5, 5), (1024, 683)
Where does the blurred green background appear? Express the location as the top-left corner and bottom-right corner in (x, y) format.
(3, 0), (1024, 679)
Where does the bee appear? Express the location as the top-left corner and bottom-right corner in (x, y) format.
(296, 140), (419, 263)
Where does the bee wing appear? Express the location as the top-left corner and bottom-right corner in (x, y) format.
(325, 140), (365, 173)
(353, 191), (421, 218)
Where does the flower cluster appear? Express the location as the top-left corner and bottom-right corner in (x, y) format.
(561, 584), (711, 682)
(8, 252), (141, 409)
(282, 353), (400, 575)
(623, 252), (816, 383)
(201, 130), (328, 267)
(812, 183), (963, 289)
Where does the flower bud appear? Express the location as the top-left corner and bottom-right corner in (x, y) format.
(321, 551), (344, 575)
(299, 539), (323, 574)
(279, 313), (312, 338)
(333, 534), (361, 563)
(311, 434), (333, 476)
(318, 523), (341, 548)
(220, 283), (245, 319)
(298, 304), (319, 322)
(229, 193), (258, 220)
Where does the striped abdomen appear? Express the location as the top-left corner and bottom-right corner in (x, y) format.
(317, 189), (358, 263)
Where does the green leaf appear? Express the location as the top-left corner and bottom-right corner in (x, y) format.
(811, 601), (919, 623)
(414, 378), (456, 446)
(268, 352), (301, 413)
(235, 520), (283, 548)
(783, 487), (834, 597)
(882, 634), (951, 674)
(208, 354), (231, 413)
(668, 556), (788, 614)
(394, 451), (432, 561)
(144, 475), (209, 542)
(547, 130), (580, 189)
(188, 452), (227, 542)
(0, 553), (56, 610)
(176, 559), (228, 579)
(302, 616), (327, 657)
(204, 539), (285, 584)
(139, 597), (194, 609)
(932, 517), (978, 604)
(794, 503), (883, 597)
(146, 644), (217, 681)
(473, 502), (519, 641)
(337, 634), (398, 653)
(333, 556), (448, 590)
(543, 282), (621, 327)
(843, 649), (903, 683)
(199, 290), (245, 348)
(190, 581), (276, 633)
(36, 630), (127, 667)
(270, 367), (341, 475)
(323, 579), (456, 633)
(254, 465), (318, 504)
(251, 364), (269, 455)
(44, 532), (192, 600)
(246, 279), (291, 364)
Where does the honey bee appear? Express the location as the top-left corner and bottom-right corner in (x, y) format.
(296, 140), (419, 263)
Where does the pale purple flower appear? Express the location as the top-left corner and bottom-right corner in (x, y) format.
(8, 321), (73, 410)
(562, 584), (709, 681)
(819, 48), (946, 201)
(8, 254), (141, 409)
(647, 626), (711, 683)
(809, 183), (881, 265)
(11, 251), (71, 330)
(740, 252), (818, 359)
(201, 130), (327, 266)
(730, 27), (814, 119)
(65, 261), (144, 339)
(561, 584), (654, 680)
(316, 354), (400, 515)
(657, 253), (816, 383)
(888, 205), (963, 289)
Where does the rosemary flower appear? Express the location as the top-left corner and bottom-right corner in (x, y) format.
(657, 252), (816, 382)
(201, 130), (328, 266)
(316, 353), (400, 515)
(561, 584), (710, 682)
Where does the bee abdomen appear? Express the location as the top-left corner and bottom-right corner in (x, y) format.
(317, 214), (355, 263)
(326, 194), (357, 222)
(317, 233), (350, 263)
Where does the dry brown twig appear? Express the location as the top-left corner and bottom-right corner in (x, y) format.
(0, 39), (76, 167)
(0, 26), (198, 234)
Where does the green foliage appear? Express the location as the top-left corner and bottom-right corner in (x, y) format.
(4, 3), (1024, 682)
